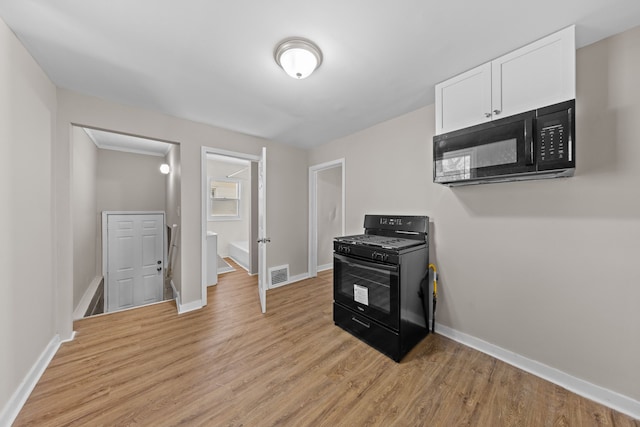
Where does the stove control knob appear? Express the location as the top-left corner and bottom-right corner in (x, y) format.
(339, 245), (351, 254)
(372, 252), (388, 262)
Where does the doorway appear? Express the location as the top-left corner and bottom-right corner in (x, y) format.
(201, 147), (268, 312)
(308, 159), (345, 277)
(71, 125), (180, 318)
(205, 154), (253, 275)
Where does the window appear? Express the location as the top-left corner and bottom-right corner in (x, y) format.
(208, 178), (241, 221)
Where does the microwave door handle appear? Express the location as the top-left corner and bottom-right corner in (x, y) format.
(525, 118), (534, 165)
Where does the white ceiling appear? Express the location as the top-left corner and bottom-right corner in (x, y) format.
(2, 1), (640, 149)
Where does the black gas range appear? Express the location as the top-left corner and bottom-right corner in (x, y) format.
(333, 215), (430, 362)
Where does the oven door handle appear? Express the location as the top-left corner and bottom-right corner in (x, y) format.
(334, 253), (398, 273)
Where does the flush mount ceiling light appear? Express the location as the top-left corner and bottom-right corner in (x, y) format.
(274, 38), (323, 79)
(159, 163), (171, 174)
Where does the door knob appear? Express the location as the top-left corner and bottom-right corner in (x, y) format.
(484, 112), (491, 118)
(493, 109), (501, 115)
(157, 260), (162, 264)
(157, 266), (162, 272)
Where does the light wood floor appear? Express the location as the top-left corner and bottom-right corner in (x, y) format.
(15, 259), (638, 426)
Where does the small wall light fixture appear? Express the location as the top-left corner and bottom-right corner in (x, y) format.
(160, 163), (171, 174)
(274, 38), (323, 79)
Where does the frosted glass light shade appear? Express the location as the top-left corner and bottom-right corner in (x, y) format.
(279, 48), (318, 79)
(275, 38), (323, 79)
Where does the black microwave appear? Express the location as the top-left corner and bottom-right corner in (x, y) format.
(433, 100), (575, 186)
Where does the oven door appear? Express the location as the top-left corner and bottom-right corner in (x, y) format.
(333, 253), (399, 330)
(433, 111), (535, 184)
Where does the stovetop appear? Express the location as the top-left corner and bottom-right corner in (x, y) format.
(335, 233), (424, 250)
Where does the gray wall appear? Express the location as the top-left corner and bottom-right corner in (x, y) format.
(96, 149), (167, 212)
(0, 17), (57, 421)
(72, 127), (99, 309)
(316, 167), (342, 267)
(309, 26), (640, 403)
(265, 142), (308, 276)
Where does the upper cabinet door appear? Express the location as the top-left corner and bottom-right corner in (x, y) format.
(491, 26), (575, 119)
(435, 62), (492, 135)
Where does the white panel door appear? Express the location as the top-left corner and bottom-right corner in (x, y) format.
(109, 219), (136, 310)
(435, 62), (492, 135)
(107, 213), (164, 312)
(139, 218), (164, 305)
(257, 147), (268, 313)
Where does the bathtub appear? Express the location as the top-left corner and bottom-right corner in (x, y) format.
(228, 240), (249, 271)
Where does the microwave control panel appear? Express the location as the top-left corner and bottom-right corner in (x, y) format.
(536, 107), (574, 171)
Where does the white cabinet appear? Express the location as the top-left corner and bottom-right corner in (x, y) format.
(435, 63), (491, 134)
(492, 26), (575, 120)
(435, 26), (575, 135)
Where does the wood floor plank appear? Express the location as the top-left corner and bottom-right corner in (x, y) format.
(13, 260), (639, 426)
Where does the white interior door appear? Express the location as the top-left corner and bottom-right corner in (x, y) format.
(106, 213), (164, 312)
(257, 147), (268, 313)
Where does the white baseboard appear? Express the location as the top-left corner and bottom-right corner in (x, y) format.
(62, 331), (76, 343)
(289, 272), (310, 284)
(178, 299), (203, 314)
(434, 322), (640, 420)
(171, 280), (204, 314)
(228, 256), (249, 272)
(72, 276), (103, 320)
(0, 334), (61, 427)
(317, 263), (333, 272)
(171, 280), (201, 314)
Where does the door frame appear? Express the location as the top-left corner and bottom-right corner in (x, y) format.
(201, 147), (262, 305)
(101, 211), (167, 311)
(308, 158), (345, 278)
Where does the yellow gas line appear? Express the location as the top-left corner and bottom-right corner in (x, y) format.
(428, 263), (438, 333)
(428, 263), (437, 297)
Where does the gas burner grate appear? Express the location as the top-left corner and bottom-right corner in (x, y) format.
(336, 234), (422, 250)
